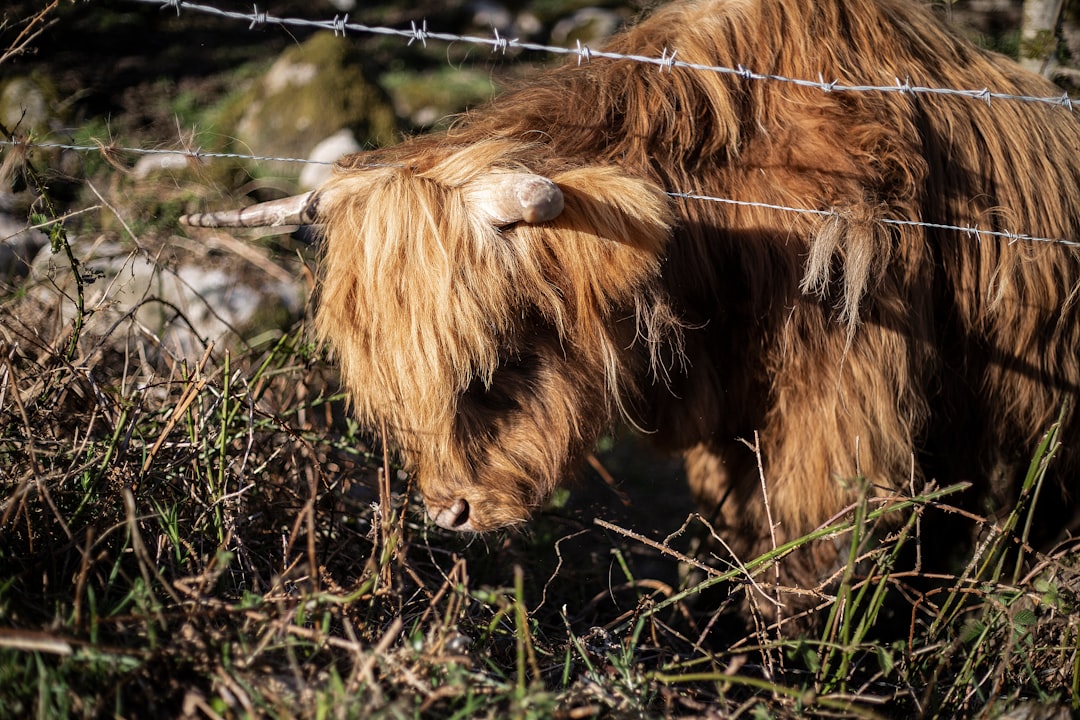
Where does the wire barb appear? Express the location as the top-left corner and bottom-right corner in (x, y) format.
(658, 47), (678, 73)
(331, 14), (348, 37)
(575, 40), (593, 65)
(248, 4), (266, 28)
(408, 20), (428, 47)
(491, 28), (511, 54)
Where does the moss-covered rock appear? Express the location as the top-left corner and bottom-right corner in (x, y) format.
(220, 32), (398, 179)
(380, 66), (497, 129)
(0, 74), (67, 138)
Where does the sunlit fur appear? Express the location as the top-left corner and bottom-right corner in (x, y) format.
(317, 141), (678, 528)
(315, 0), (1080, 605)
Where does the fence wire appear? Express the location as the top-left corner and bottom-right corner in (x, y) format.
(134, 0), (1077, 112)
(0, 1), (1078, 248)
(1, 136), (1078, 248)
(0, 140), (331, 167)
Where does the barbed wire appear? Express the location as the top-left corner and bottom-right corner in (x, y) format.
(2, 2), (1078, 247)
(0, 139), (331, 167)
(130, 0), (1078, 112)
(667, 193), (1080, 248)
(2, 138), (1076, 248)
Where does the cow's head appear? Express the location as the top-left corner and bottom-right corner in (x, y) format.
(183, 139), (678, 531)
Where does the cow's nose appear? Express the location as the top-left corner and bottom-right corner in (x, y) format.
(431, 498), (473, 531)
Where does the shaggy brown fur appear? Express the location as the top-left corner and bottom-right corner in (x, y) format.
(310, 0), (1080, 610)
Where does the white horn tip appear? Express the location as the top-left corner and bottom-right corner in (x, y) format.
(518, 177), (564, 223)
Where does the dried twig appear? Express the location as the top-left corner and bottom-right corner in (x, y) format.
(0, 1), (59, 67)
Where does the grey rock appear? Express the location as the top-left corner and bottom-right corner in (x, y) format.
(0, 209), (47, 285)
(226, 33), (397, 179)
(132, 152), (192, 181)
(0, 75), (65, 136)
(299, 129), (361, 191)
(550, 8), (625, 47)
(28, 239), (303, 362)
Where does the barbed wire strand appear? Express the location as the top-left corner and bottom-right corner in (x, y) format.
(0, 140), (332, 166)
(134, 0), (1077, 111)
(2, 2), (1078, 247)
(2, 138), (1076, 248)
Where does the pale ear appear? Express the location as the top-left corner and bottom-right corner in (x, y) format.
(463, 172), (565, 227)
(504, 164), (672, 325)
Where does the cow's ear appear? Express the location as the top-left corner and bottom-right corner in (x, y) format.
(504, 166), (673, 319)
(549, 166), (673, 257)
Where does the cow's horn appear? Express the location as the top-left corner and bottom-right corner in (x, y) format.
(179, 190), (323, 228)
(468, 173), (564, 226)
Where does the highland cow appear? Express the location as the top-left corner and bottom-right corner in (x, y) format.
(183, 0), (1080, 612)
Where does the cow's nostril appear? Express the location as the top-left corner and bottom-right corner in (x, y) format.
(434, 498), (472, 531)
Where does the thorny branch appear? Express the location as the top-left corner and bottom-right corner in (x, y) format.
(0, 1), (60, 67)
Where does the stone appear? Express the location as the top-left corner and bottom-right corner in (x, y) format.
(0, 211), (47, 285)
(132, 152), (193, 181)
(299, 129), (361, 191)
(0, 75), (65, 137)
(27, 238), (303, 362)
(224, 32), (398, 179)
